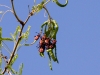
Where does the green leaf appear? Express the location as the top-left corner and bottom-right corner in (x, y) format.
(45, 28), (51, 37)
(49, 20), (58, 39)
(32, 0), (46, 13)
(39, 52), (44, 57)
(0, 27), (13, 50)
(10, 33), (15, 40)
(53, 0), (68, 7)
(13, 26), (21, 39)
(41, 21), (48, 29)
(18, 63), (23, 75)
(7, 65), (17, 74)
(41, 20), (51, 37)
(52, 20), (59, 39)
(2, 38), (13, 41)
(47, 49), (57, 62)
(10, 33), (17, 44)
(47, 52), (52, 70)
(44, 24), (47, 33)
(10, 54), (18, 66)
(24, 44), (30, 46)
(24, 40), (37, 46)
(10, 25), (21, 43)
(54, 45), (59, 63)
(22, 26), (31, 40)
(48, 21), (55, 38)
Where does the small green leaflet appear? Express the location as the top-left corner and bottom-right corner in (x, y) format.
(40, 52), (44, 57)
(41, 20), (59, 39)
(47, 49), (57, 62)
(51, 20), (58, 39)
(41, 20), (51, 37)
(7, 65), (17, 74)
(11, 26), (31, 47)
(32, 0), (46, 13)
(47, 52), (52, 70)
(22, 26), (31, 40)
(0, 27), (13, 50)
(13, 25), (21, 40)
(10, 25), (21, 43)
(54, 45), (59, 63)
(10, 54), (18, 66)
(41, 20), (48, 29)
(17, 63), (23, 75)
(24, 40), (37, 46)
(53, 0), (68, 7)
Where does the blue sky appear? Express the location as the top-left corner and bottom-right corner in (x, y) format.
(0, 0), (100, 75)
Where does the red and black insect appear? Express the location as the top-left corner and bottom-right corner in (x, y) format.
(52, 39), (57, 45)
(34, 32), (41, 40)
(42, 34), (47, 40)
(34, 34), (40, 40)
(39, 47), (44, 53)
(45, 38), (51, 45)
(35, 32), (57, 55)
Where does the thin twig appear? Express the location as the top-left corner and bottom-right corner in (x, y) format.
(34, 0), (36, 6)
(2, 45), (11, 54)
(43, 6), (52, 22)
(24, 14), (31, 25)
(43, 0), (51, 6)
(2, 26), (24, 74)
(44, 10), (47, 17)
(2, 41), (11, 54)
(24, 0), (51, 24)
(0, 10), (13, 22)
(8, 71), (12, 75)
(2, 0), (25, 73)
(0, 4), (11, 9)
(3, 56), (8, 67)
(10, 0), (24, 25)
(28, 5), (30, 14)
(1, 0), (52, 74)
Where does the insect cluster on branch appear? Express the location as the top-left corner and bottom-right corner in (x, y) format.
(32, 19), (59, 70)
(34, 33), (57, 58)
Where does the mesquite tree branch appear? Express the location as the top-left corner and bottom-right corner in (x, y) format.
(10, 0), (24, 25)
(2, 26), (24, 74)
(1, 0), (52, 74)
(2, 0), (25, 74)
(43, 6), (52, 22)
